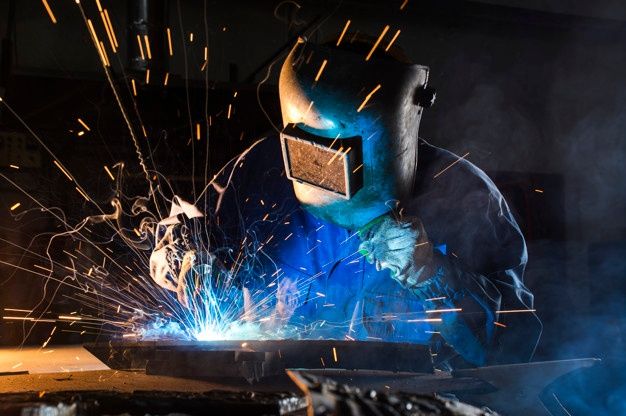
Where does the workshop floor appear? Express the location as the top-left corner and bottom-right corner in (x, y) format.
(0, 345), (107, 375)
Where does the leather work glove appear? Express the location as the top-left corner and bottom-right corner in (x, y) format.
(149, 197), (215, 308)
(358, 214), (436, 289)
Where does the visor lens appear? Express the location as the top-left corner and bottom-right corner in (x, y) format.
(280, 125), (363, 199)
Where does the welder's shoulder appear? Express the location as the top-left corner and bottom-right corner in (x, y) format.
(411, 139), (526, 271)
(414, 138), (505, 203)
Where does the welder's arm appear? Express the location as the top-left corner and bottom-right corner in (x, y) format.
(358, 215), (536, 366)
(406, 252), (499, 366)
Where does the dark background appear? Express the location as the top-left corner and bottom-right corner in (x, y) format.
(0, 0), (624, 380)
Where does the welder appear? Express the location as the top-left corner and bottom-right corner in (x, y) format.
(150, 36), (541, 368)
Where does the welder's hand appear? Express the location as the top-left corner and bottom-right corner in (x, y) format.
(358, 215), (434, 288)
(149, 197), (209, 308)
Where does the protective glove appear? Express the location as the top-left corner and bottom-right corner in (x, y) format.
(358, 214), (436, 289)
(149, 197), (215, 307)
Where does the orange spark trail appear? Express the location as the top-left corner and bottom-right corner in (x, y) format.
(357, 84), (382, 112)
(365, 25), (390, 61)
(336, 20), (351, 46)
(41, 0), (57, 24)
(385, 30), (401, 51)
(433, 152), (470, 179)
(314, 59), (328, 82)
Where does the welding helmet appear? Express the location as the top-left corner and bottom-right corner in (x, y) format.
(278, 37), (433, 229)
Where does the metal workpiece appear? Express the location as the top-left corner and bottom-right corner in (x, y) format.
(84, 339), (435, 381)
(83, 340), (599, 415)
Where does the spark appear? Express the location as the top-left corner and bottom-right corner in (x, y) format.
(58, 315), (83, 321)
(534, 188), (544, 193)
(365, 25), (390, 61)
(336, 20), (351, 46)
(100, 9), (116, 52)
(131, 79), (138, 96)
(433, 152), (470, 179)
(425, 308), (461, 313)
(99, 41), (111, 66)
(4, 308), (32, 312)
(189, 32), (194, 42)
(53, 160), (73, 181)
(164, 72), (169, 86)
(494, 321), (507, 328)
(357, 84), (382, 112)
(400, 0), (409, 10)
(352, 163), (363, 173)
(87, 19), (109, 66)
(407, 318), (442, 323)
(495, 309), (536, 314)
(143, 35), (152, 59)
(204, 46), (208, 61)
(41, 0), (57, 24)
(332, 347), (338, 362)
(314, 59), (328, 82)
(136, 35), (145, 60)
(145, 69), (150, 84)
(9, 164), (19, 169)
(227, 104), (232, 119)
(77, 118), (91, 131)
(75, 186), (90, 201)
(77, 131), (85, 137)
(103, 10), (118, 47)
(103, 165), (115, 180)
(327, 146), (344, 165)
(12, 362), (23, 369)
(166, 28), (174, 55)
(385, 29), (401, 52)
(10, 202), (21, 211)
(95, 0), (102, 12)
(196, 123), (201, 140)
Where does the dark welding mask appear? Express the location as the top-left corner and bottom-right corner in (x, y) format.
(278, 37), (433, 229)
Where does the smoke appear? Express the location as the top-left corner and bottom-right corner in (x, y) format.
(419, 15), (626, 414)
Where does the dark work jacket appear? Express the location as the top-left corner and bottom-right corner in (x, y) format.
(207, 136), (541, 367)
